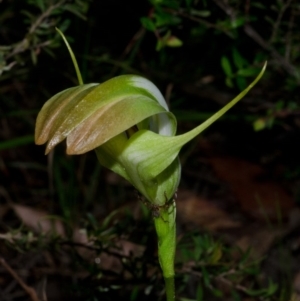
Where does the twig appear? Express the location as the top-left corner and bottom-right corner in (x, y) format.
(109, 26), (145, 77)
(28, 1), (64, 35)
(244, 24), (298, 77)
(165, 8), (235, 38)
(212, 0), (299, 78)
(5, 1), (65, 60)
(0, 257), (40, 301)
(180, 265), (265, 300)
(285, 6), (295, 61)
(269, 0), (293, 43)
(212, 0), (235, 19)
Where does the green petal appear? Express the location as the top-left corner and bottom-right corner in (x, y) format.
(96, 134), (180, 204)
(35, 84), (98, 146)
(65, 95), (169, 154)
(39, 75), (176, 154)
(95, 133), (130, 181)
(120, 62), (267, 181)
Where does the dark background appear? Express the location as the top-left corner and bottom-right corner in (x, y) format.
(1, 0), (300, 300)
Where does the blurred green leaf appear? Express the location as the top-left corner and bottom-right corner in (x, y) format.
(230, 16), (246, 28)
(237, 67), (261, 77)
(201, 266), (210, 287)
(211, 288), (223, 297)
(265, 279), (278, 296)
(253, 116), (274, 131)
(64, 4), (87, 19)
(221, 56), (233, 77)
(225, 77), (234, 88)
(232, 48), (248, 69)
(166, 35), (183, 47)
(190, 9), (211, 17)
(209, 243), (222, 264)
(196, 284), (203, 301)
(0, 135), (34, 150)
(236, 76), (247, 90)
(140, 17), (156, 31)
(154, 10), (181, 27)
(36, 0), (45, 12)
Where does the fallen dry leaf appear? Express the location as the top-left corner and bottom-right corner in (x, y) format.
(12, 204), (65, 236)
(177, 190), (240, 231)
(207, 156), (294, 220)
(96, 239), (145, 275)
(0, 204), (9, 219)
(234, 226), (285, 259)
(293, 272), (300, 293)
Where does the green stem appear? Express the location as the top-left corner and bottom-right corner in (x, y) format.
(56, 27), (84, 85)
(165, 276), (175, 301)
(154, 201), (176, 301)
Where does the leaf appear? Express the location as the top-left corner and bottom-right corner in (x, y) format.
(232, 48), (248, 69)
(12, 204), (65, 236)
(236, 76), (247, 90)
(237, 67), (261, 77)
(221, 56), (233, 77)
(64, 4), (87, 20)
(166, 35), (183, 47)
(253, 117), (267, 131)
(0, 135), (34, 150)
(140, 17), (156, 31)
(230, 16), (246, 28)
(225, 77), (234, 88)
(190, 9), (211, 17)
(196, 284), (203, 301)
(36, 0), (45, 12)
(201, 266), (210, 287)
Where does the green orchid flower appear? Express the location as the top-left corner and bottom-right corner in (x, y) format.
(35, 74), (180, 206)
(35, 28), (266, 301)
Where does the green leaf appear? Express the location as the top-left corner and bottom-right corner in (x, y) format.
(201, 266), (210, 287)
(36, 0), (45, 12)
(154, 10), (181, 27)
(190, 9), (211, 17)
(230, 16), (246, 28)
(237, 67), (260, 77)
(253, 117), (274, 131)
(221, 56), (233, 77)
(196, 284), (203, 301)
(166, 36), (183, 47)
(211, 288), (223, 297)
(156, 39), (164, 51)
(232, 48), (248, 69)
(64, 4), (87, 20)
(236, 76), (247, 90)
(225, 77), (234, 88)
(0, 135), (34, 150)
(140, 17), (156, 31)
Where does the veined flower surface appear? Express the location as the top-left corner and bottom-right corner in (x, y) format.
(36, 63), (266, 205)
(35, 75), (180, 204)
